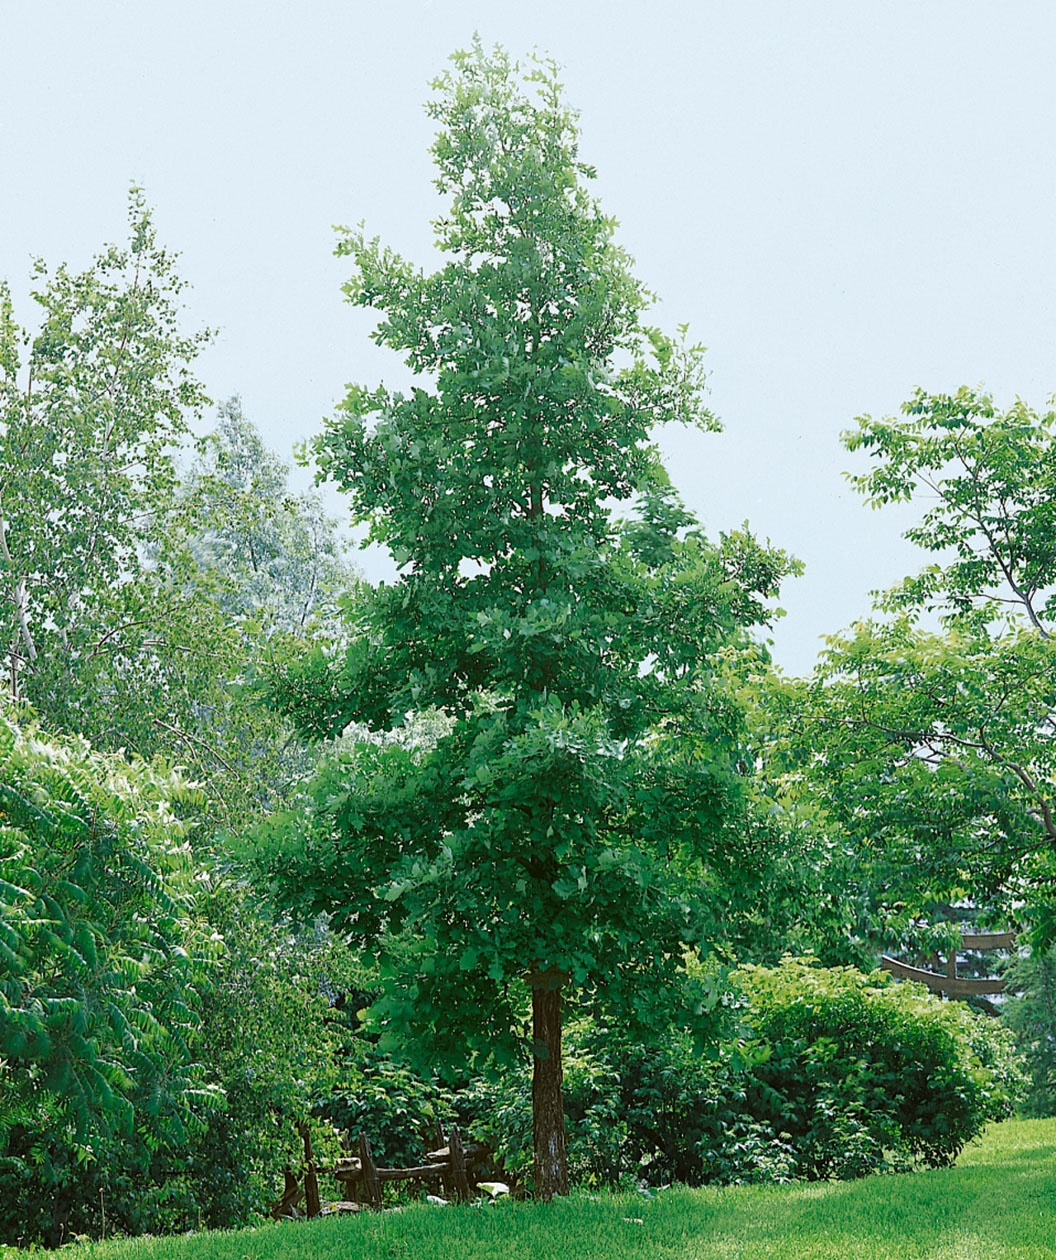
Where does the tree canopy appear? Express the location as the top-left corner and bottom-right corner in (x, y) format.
(763, 388), (1056, 954)
(0, 190), (208, 724)
(180, 396), (358, 638)
(0, 202), (357, 824)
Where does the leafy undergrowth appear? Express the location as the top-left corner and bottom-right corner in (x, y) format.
(10, 1118), (1056, 1260)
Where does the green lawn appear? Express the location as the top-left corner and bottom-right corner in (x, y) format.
(12, 1118), (1056, 1260)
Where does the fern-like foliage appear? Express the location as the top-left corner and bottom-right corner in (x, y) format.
(0, 703), (221, 1178)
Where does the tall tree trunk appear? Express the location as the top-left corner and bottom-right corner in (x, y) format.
(531, 970), (569, 1199)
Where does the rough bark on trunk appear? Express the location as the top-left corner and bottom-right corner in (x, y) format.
(531, 971), (569, 1199)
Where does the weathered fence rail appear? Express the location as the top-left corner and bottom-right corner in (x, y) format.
(273, 1124), (491, 1218)
(334, 1127), (489, 1207)
(880, 929), (1014, 1008)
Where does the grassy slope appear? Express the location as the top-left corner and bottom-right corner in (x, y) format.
(14, 1118), (1056, 1260)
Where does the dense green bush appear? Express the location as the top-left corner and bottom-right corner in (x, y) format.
(166, 891), (354, 1231)
(318, 1045), (458, 1168)
(0, 890), (360, 1243)
(0, 707), (360, 1244)
(736, 958), (1024, 1176)
(461, 1024), (796, 1190)
(0, 706), (219, 1245)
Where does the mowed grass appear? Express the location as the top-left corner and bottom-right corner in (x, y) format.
(14, 1118), (1056, 1260)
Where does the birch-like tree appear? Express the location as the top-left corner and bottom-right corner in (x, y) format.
(0, 188), (207, 728)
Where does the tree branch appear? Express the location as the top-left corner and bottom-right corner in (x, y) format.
(151, 716), (245, 780)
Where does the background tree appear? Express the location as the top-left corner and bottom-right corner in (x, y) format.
(0, 697), (362, 1244)
(0, 203), (355, 824)
(178, 396), (357, 638)
(763, 387), (1056, 954)
(256, 42), (797, 1198)
(143, 396), (360, 821)
(1001, 947), (1056, 1118)
(166, 884), (356, 1234)
(0, 189), (208, 722)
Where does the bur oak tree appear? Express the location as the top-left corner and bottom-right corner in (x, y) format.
(261, 43), (796, 1197)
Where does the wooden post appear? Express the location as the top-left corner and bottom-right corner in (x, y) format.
(448, 1125), (472, 1202)
(424, 1117), (444, 1155)
(272, 1169), (304, 1219)
(358, 1133), (383, 1209)
(529, 966), (569, 1200)
(297, 1121), (322, 1219)
(438, 1131), (454, 1201)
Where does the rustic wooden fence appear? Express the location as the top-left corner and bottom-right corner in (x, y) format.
(273, 1123), (491, 1217)
(880, 929), (1014, 1012)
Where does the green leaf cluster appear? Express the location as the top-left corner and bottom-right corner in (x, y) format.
(759, 387), (1056, 952)
(0, 199), (354, 830)
(0, 703), (220, 1228)
(178, 397), (360, 639)
(736, 958), (1023, 1174)
(846, 387), (1056, 632)
(0, 189), (208, 714)
(1001, 948), (1056, 1119)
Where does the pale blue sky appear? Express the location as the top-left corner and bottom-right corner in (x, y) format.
(3, 1), (1055, 673)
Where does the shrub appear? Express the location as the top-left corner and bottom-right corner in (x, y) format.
(169, 893), (354, 1231)
(0, 707), (219, 1246)
(735, 957), (1025, 1175)
(317, 1045), (458, 1168)
(461, 1021), (782, 1190)
(0, 706), (365, 1243)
